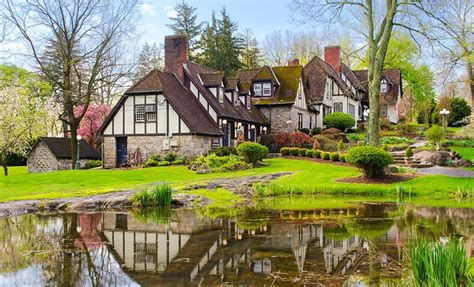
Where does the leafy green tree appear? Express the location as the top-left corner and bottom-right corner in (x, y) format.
(449, 98), (471, 126)
(166, 0), (204, 61)
(0, 66), (50, 176)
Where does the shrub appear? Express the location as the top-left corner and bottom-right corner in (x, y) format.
(280, 147), (290, 155)
(172, 159), (186, 165)
(313, 150), (321, 158)
(379, 117), (392, 130)
(346, 146), (393, 178)
(299, 128), (311, 135)
(149, 153), (161, 162)
(188, 154), (250, 172)
(337, 140), (345, 152)
(289, 147), (299, 156)
(209, 146), (237, 156)
(382, 144), (389, 151)
(305, 150), (314, 157)
(449, 97), (472, 126)
(323, 112), (355, 131)
(163, 151), (177, 162)
(84, 160), (102, 169)
(405, 147), (413, 158)
(313, 134), (337, 151)
(131, 184), (172, 207)
(144, 159), (159, 168)
(339, 154), (346, 162)
(275, 132), (313, 148)
(425, 125), (445, 149)
(258, 133), (278, 152)
(329, 152), (339, 161)
(397, 123), (416, 135)
(237, 142), (268, 165)
(298, 148), (307, 156)
(157, 161), (171, 166)
(321, 127), (341, 134)
(310, 127), (321, 135)
(312, 140), (320, 150)
(320, 152), (330, 160)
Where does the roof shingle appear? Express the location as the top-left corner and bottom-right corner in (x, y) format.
(37, 137), (101, 159)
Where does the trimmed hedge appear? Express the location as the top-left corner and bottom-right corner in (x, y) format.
(313, 150), (321, 158)
(305, 150), (314, 157)
(280, 147), (290, 155)
(320, 152), (330, 160)
(237, 142), (269, 165)
(346, 146), (393, 178)
(289, 147), (299, 156)
(298, 148), (307, 156)
(339, 154), (346, 162)
(323, 112), (355, 131)
(329, 152), (339, 161)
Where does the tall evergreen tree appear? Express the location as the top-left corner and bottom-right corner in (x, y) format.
(166, 0), (204, 61)
(240, 28), (260, 68)
(198, 8), (242, 76)
(133, 42), (163, 81)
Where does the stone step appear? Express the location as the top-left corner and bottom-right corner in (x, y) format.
(410, 163), (433, 168)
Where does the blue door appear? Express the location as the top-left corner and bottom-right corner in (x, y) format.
(116, 137), (127, 167)
(223, 125), (229, 146)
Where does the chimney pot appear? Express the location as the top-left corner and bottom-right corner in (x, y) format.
(164, 35), (188, 81)
(324, 46), (342, 74)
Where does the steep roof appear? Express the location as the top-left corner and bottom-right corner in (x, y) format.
(199, 72), (224, 86)
(341, 63), (366, 92)
(100, 69), (223, 136)
(36, 137), (101, 160)
(185, 61), (268, 125)
(353, 68), (401, 105)
(250, 65), (303, 105)
(236, 66), (279, 94)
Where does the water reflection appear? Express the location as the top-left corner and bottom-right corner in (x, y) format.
(0, 204), (472, 286)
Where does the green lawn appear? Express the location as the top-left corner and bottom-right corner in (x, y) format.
(0, 158), (472, 204)
(450, 146), (474, 161)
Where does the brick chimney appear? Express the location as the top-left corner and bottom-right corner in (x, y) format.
(288, 52), (300, 66)
(164, 35), (188, 81)
(324, 46), (341, 74)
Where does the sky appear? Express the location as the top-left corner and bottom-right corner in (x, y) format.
(138, 0), (306, 45)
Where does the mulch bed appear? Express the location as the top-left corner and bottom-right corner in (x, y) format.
(337, 173), (418, 184)
(284, 156), (353, 167)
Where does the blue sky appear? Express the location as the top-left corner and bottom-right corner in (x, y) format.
(138, 0), (304, 45)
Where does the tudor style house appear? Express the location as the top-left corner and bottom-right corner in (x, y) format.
(100, 35), (402, 167)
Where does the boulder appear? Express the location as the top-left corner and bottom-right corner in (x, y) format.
(412, 151), (452, 166)
(322, 127), (341, 135)
(452, 159), (472, 167)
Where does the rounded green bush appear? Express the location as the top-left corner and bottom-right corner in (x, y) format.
(157, 160), (171, 166)
(305, 150), (314, 157)
(280, 147), (290, 155)
(237, 142), (269, 165)
(339, 154), (346, 162)
(323, 112), (355, 131)
(329, 152), (339, 161)
(298, 148), (307, 156)
(320, 152), (330, 160)
(405, 147), (413, 158)
(313, 150), (321, 158)
(289, 147), (299, 156)
(346, 146), (393, 178)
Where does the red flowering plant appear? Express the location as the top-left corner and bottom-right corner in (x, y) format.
(75, 105), (111, 150)
(275, 132), (313, 148)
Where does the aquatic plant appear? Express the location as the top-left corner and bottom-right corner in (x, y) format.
(131, 207), (172, 225)
(131, 184), (173, 207)
(409, 237), (473, 286)
(453, 185), (473, 202)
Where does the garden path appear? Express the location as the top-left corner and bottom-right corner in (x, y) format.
(417, 166), (474, 178)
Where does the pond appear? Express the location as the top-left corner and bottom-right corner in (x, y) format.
(0, 201), (472, 286)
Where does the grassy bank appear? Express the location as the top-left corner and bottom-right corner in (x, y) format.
(0, 158), (472, 204)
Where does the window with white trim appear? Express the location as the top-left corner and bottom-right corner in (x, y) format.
(381, 79), (388, 93)
(334, 102), (343, 113)
(246, 96), (251, 109)
(253, 83), (262, 96)
(253, 81), (272, 97)
(262, 82), (271, 96)
(348, 103), (355, 118)
(136, 104), (157, 122)
(381, 105), (388, 117)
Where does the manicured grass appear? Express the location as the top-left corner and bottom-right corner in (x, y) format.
(4, 166), (28, 176)
(0, 158), (472, 204)
(450, 146), (474, 161)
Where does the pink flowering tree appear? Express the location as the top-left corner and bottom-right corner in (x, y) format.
(75, 105), (111, 150)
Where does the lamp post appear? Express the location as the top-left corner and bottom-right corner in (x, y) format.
(250, 124), (256, 142)
(439, 108), (450, 131)
(222, 119), (228, 146)
(75, 135), (81, 170)
(363, 109), (370, 145)
(262, 126), (267, 134)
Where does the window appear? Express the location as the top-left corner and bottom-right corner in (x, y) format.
(136, 104), (157, 122)
(218, 87), (224, 103)
(262, 82), (271, 96)
(334, 102), (343, 113)
(381, 105), (388, 117)
(348, 103), (355, 118)
(246, 96), (251, 109)
(298, 113), (303, 130)
(381, 79), (388, 93)
(253, 82), (272, 97)
(309, 116), (312, 129)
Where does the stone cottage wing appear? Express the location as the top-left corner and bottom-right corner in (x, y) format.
(35, 137), (101, 159)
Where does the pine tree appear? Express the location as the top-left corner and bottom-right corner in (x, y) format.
(133, 42), (163, 81)
(166, 0), (203, 61)
(239, 28), (260, 69)
(198, 12), (219, 69)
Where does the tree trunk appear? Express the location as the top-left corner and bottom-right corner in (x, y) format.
(1, 160), (7, 176)
(467, 61), (473, 113)
(70, 122), (79, 170)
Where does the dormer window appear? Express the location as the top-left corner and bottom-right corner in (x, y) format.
(246, 96), (251, 109)
(233, 92), (240, 107)
(381, 79), (388, 93)
(253, 81), (272, 97)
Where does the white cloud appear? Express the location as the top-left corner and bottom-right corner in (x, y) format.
(164, 6), (178, 18)
(139, 3), (156, 15)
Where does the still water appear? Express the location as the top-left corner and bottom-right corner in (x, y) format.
(0, 202), (472, 286)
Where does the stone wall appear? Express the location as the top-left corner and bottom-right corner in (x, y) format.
(258, 105), (317, 133)
(103, 134), (220, 168)
(27, 142), (59, 173)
